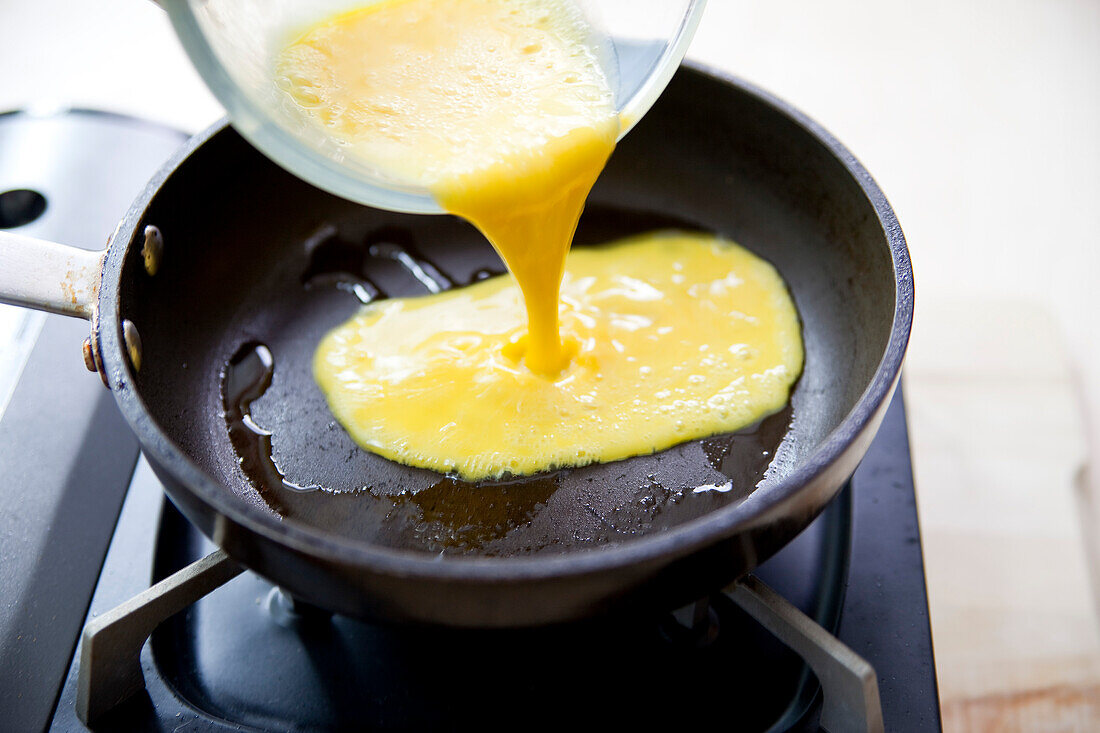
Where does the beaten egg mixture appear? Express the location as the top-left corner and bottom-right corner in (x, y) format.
(277, 0), (617, 374)
(314, 232), (803, 480)
(277, 0), (803, 481)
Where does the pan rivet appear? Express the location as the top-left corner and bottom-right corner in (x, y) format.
(85, 331), (109, 388)
(122, 320), (143, 372)
(81, 337), (97, 373)
(142, 225), (163, 276)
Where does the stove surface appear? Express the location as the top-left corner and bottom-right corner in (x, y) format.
(0, 109), (187, 733)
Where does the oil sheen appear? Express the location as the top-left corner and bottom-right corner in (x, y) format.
(276, 0), (618, 373)
(314, 232), (803, 481)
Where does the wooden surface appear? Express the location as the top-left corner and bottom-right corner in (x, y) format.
(906, 300), (1100, 730)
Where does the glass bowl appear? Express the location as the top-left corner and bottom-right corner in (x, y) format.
(161, 0), (706, 213)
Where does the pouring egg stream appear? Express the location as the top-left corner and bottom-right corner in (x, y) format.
(276, 0), (803, 481)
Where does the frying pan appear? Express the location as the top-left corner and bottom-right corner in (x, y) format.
(0, 65), (912, 627)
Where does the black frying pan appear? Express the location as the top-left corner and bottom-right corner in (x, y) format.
(0, 65), (912, 627)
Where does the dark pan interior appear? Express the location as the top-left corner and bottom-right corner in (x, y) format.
(120, 68), (895, 558)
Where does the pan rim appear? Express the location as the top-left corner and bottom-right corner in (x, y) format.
(99, 63), (913, 582)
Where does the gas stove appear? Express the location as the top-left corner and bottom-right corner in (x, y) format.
(0, 110), (940, 732)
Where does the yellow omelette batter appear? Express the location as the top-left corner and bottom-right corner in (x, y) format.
(313, 232), (803, 480)
(277, 0), (804, 481)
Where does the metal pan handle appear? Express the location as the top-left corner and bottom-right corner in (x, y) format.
(0, 230), (103, 320)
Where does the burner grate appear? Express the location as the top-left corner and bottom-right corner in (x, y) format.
(76, 549), (883, 732)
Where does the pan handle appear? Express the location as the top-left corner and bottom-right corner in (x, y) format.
(0, 230), (104, 320)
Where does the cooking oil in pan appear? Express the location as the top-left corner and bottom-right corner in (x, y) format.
(301, 224), (464, 303)
(221, 332), (791, 555)
(222, 342), (320, 515)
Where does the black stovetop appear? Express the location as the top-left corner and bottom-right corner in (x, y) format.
(0, 111), (940, 733)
